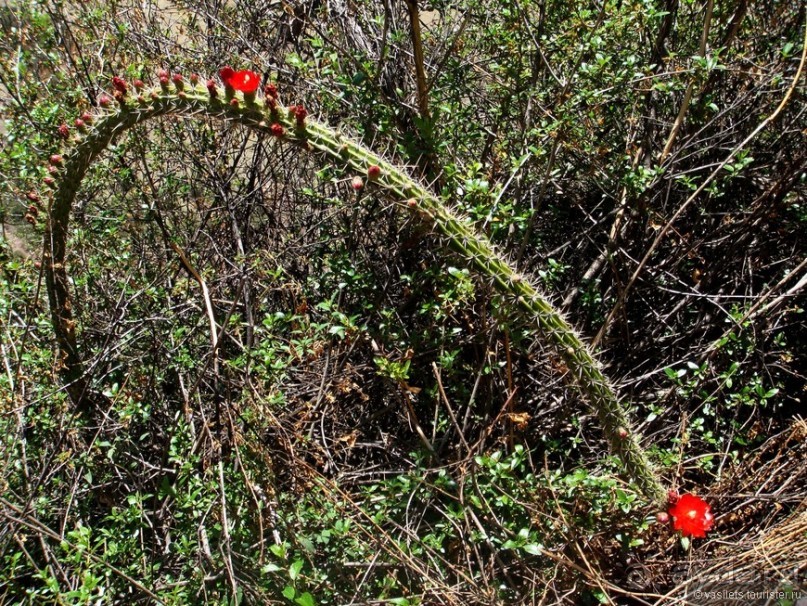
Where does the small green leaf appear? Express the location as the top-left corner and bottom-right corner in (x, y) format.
(289, 559), (303, 582)
(282, 585), (296, 600)
(295, 592), (315, 606)
(523, 543), (543, 555)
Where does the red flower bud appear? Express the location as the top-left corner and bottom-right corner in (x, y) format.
(172, 73), (184, 89)
(43, 177), (56, 188)
(367, 165), (381, 180)
(74, 118), (86, 130)
(157, 68), (169, 79)
(24, 213), (37, 225)
(189, 73), (199, 85)
(48, 165), (59, 175)
(351, 176), (364, 191)
(81, 112), (93, 124)
(264, 83), (278, 99)
(270, 123), (285, 137)
(57, 123), (70, 139)
(229, 98), (239, 108)
(133, 79), (144, 91)
(293, 104), (307, 127)
(112, 76), (127, 95)
(113, 89), (126, 105)
(668, 489), (680, 504)
(617, 427), (628, 439)
(159, 75), (170, 89)
(206, 79), (218, 99)
(98, 94), (112, 108)
(406, 198), (418, 208)
(219, 66), (235, 85)
(50, 154), (63, 165)
(656, 512), (670, 524)
(27, 191), (39, 202)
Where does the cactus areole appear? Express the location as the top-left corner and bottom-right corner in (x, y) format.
(41, 71), (667, 505)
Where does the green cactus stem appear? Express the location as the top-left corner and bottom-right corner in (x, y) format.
(41, 76), (666, 505)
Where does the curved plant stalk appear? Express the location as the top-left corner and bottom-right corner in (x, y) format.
(40, 77), (667, 504)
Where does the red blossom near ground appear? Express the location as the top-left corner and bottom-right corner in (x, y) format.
(270, 123), (285, 137)
(668, 494), (714, 538)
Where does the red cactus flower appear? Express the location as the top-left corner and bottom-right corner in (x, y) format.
(57, 123), (70, 139)
(112, 76), (127, 95)
(226, 70), (260, 94)
(270, 123), (285, 137)
(367, 165), (381, 180)
(668, 494), (714, 538)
